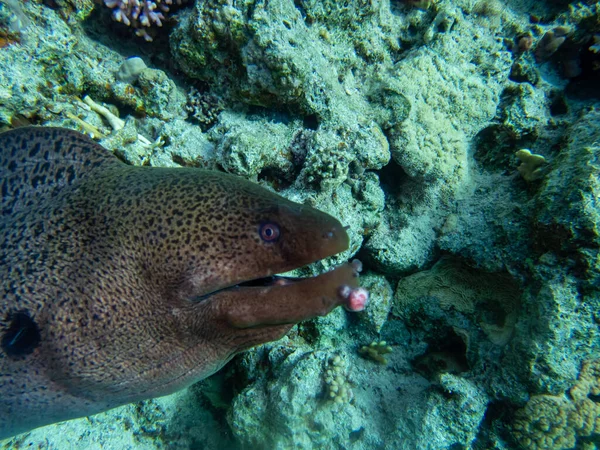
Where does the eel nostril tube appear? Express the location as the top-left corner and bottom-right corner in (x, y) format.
(338, 283), (369, 312)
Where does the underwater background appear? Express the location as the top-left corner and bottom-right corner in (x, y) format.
(0, 0), (599, 448)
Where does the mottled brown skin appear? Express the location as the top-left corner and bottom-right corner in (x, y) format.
(0, 127), (358, 439)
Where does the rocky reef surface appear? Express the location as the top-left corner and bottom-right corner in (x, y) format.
(0, 0), (599, 449)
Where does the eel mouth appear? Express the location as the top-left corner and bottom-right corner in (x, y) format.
(235, 274), (308, 288)
(193, 275), (303, 301)
(201, 260), (368, 329)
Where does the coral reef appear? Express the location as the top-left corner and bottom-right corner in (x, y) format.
(209, 110), (300, 181)
(227, 346), (369, 449)
(1, 0), (600, 448)
(172, 0), (394, 192)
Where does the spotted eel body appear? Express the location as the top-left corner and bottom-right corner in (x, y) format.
(0, 127), (362, 439)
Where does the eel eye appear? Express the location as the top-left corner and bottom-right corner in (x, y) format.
(259, 222), (280, 242)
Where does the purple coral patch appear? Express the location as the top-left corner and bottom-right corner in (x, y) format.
(103, 0), (185, 41)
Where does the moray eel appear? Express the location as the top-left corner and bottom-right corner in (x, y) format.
(0, 127), (366, 439)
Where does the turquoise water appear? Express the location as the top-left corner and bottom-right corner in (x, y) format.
(0, 0), (599, 449)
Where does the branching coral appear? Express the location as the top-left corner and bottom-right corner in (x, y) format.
(358, 341), (393, 365)
(103, 0), (184, 41)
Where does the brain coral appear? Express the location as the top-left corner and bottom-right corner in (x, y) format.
(395, 257), (521, 346)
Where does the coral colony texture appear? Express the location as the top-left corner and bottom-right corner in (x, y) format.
(0, 0), (600, 449)
(103, 0), (185, 41)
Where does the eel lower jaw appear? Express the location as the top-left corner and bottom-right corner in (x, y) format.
(202, 260), (368, 329)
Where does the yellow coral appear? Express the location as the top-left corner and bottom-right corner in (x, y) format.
(590, 35), (600, 53)
(569, 360), (600, 438)
(571, 359), (600, 401)
(512, 395), (576, 449)
(323, 355), (352, 404)
(358, 341), (393, 364)
(515, 149), (547, 182)
(512, 359), (600, 449)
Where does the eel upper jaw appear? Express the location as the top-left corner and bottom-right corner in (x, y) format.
(192, 230), (351, 302)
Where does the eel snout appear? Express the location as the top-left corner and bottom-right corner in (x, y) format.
(212, 259), (368, 329)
